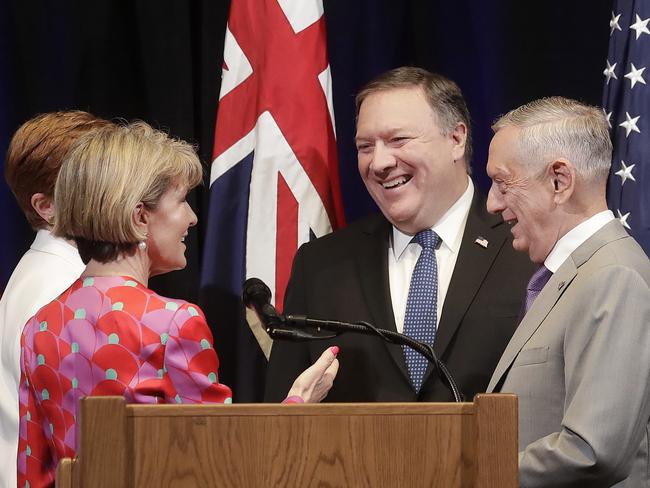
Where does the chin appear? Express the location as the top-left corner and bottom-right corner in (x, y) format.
(150, 259), (187, 277)
(385, 207), (419, 228)
(524, 247), (544, 264)
(171, 260), (187, 272)
(386, 216), (419, 234)
(511, 239), (528, 255)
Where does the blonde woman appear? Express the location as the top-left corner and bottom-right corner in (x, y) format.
(17, 122), (339, 487)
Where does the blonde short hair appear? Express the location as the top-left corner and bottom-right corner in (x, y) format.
(492, 96), (612, 182)
(53, 121), (202, 263)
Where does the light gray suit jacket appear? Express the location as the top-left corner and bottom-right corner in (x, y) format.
(487, 220), (650, 488)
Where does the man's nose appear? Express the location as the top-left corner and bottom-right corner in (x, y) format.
(369, 143), (397, 174)
(486, 183), (504, 215)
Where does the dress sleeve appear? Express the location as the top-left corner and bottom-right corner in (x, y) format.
(163, 302), (233, 404)
(17, 329), (55, 488)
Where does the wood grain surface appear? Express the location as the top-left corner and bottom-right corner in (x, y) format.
(57, 394), (517, 487)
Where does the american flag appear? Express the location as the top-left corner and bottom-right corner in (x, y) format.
(199, 0), (345, 401)
(603, 0), (650, 255)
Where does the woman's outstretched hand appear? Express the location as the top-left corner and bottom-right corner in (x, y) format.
(286, 346), (340, 403)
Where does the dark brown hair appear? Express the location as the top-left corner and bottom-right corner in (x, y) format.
(356, 67), (473, 170)
(5, 111), (112, 229)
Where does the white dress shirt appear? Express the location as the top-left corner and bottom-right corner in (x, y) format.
(0, 230), (84, 488)
(388, 177), (474, 333)
(544, 210), (615, 273)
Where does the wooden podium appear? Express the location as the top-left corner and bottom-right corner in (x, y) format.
(56, 394), (517, 487)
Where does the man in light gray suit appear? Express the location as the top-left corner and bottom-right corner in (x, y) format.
(485, 96), (650, 487)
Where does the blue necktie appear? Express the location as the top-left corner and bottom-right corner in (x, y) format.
(403, 229), (440, 393)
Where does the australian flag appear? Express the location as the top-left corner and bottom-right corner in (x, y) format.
(200, 0), (346, 402)
(603, 0), (650, 255)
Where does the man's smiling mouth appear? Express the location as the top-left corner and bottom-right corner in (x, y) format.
(382, 175), (412, 189)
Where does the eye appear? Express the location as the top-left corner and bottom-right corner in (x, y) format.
(491, 179), (506, 194)
(389, 136), (410, 146)
(356, 142), (373, 153)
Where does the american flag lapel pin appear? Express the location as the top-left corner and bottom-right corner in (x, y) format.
(474, 236), (489, 248)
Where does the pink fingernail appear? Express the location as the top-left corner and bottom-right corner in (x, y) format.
(330, 346), (339, 356)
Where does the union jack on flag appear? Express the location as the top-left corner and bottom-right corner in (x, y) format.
(603, 0), (650, 255)
(200, 0), (345, 400)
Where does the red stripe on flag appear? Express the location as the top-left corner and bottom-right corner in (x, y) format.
(215, 0), (345, 230)
(275, 173), (298, 313)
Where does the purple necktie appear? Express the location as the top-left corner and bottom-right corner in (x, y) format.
(523, 265), (553, 315)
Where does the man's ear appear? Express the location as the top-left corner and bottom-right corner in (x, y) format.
(31, 193), (55, 226)
(549, 159), (575, 204)
(450, 122), (468, 162)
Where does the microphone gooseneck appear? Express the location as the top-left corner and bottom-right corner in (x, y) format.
(242, 278), (463, 402)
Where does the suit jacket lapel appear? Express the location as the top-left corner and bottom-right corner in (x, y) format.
(433, 191), (507, 358)
(355, 215), (411, 383)
(487, 262), (577, 392)
(486, 219), (628, 392)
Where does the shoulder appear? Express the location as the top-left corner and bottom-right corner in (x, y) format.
(0, 251), (82, 330)
(295, 213), (388, 256)
(578, 232), (650, 285)
(562, 244), (650, 333)
(111, 281), (207, 325)
(137, 287), (207, 328)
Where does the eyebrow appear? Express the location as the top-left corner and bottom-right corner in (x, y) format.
(355, 127), (406, 141)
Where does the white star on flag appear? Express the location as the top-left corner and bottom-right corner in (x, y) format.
(625, 63), (647, 88)
(616, 209), (632, 230)
(619, 112), (641, 137)
(630, 14), (650, 40)
(604, 1), (650, 255)
(610, 12), (622, 35)
(604, 109), (613, 129)
(615, 160), (636, 185)
(604, 60), (618, 84)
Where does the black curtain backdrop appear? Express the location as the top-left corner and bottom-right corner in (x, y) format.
(1, 0), (612, 398)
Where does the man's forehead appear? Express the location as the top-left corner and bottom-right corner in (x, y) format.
(487, 129), (521, 176)
(356, 88), (436, 135)
(358, 86), (430, 115)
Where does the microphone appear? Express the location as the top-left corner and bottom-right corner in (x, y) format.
(242, 278), (336, 341)
(242, 278), (464, 402)
(242, 277), (280, 326)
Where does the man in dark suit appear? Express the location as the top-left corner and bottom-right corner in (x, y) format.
(265, 67), (534, 402)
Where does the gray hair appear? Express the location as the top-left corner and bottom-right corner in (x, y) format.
(492, 96), (612, 182)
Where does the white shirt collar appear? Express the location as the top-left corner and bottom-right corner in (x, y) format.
(392, 177), (474, 259)
(544, 210), (615, 272)
(31, 229), (82, 266)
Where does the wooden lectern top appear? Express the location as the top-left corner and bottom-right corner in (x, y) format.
(56, 394), (517, 487)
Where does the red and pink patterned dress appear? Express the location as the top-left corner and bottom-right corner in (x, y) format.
(17, 276), (232, 487)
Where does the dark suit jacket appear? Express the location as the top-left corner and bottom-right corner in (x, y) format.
(265, 190), (535, 402)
